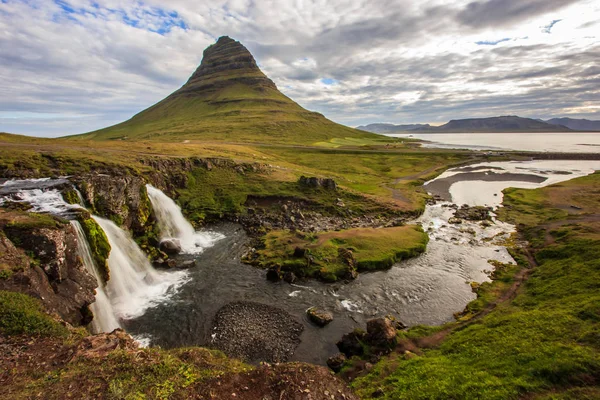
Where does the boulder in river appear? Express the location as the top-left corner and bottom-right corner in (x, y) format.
(336, 329), (366, 357)
(366, 317), (397, 349)
(327, 353), (347, 372)
(159, 238), (182, 255)
(307, 307), (334, 327)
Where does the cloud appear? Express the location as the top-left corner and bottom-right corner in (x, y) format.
(542, 19), (562, 33)
(0, 0), (598, 136)
(457, 0), (579, 28)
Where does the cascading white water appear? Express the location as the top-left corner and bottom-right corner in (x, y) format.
(92, 216), (188, 320)
(0, 179), (189, 337)
(71, 220), (121, 333)
(74, 188), (86, 207)
(146, 184), (224, 254)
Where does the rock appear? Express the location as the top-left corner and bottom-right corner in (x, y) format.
(292, 246), (306, 258)
(338, 248), (356, 268)
(327, 353), (347, 372)
(372, 388), (385, 398)
(181, 260), (195, 268)
(283, 271), (297, 284)
(266, 266), (282, 282)
(366, 317), (397, 349)
(448, 217), (463, 224)
(298, 176), (337, 191)
(307, 307), (334, 327)
(454, 205), (491, 221)
(0, 214), (96, 326)
(337, 329), (366, 357)
(159, 239), (182, 255)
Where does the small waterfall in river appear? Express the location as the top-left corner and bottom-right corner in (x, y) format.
(71, 220), (121, 333)
(146, 184), (223, 254)
(93, 216), (188, 320)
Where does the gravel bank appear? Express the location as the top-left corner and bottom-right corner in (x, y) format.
(211, 301), (304, 363)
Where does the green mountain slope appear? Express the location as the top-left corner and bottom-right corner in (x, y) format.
(72, 36), (374, 144)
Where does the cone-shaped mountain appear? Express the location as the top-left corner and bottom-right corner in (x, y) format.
(75, 36), (373, 144)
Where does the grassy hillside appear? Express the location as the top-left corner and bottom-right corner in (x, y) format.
(352, 172), (600, 399)
(69, 36), (375, 145)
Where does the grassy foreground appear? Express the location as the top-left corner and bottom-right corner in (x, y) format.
(352, 172), (600, 399)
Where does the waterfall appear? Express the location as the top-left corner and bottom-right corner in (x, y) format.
(71, 220), (121, 333)
(1, 179), (189, 335)
(74, 188), (86, 207)
(146, 184), (223, 254)
(93, 216), (189, 320)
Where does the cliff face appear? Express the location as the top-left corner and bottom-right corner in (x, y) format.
(0, 210), (97, 326)
(73, 175), (153, 236)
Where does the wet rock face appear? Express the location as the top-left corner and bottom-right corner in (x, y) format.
(74, 174), (152, 234)
(0, 220), (97, 326)
(159, 239), (182, 255)
(211, 301), (304, 363)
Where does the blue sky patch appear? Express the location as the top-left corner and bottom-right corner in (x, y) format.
(543, 19), (562, 34)
(321, 78), (338, 85)
(475, 38), (511, 46)
(52, 0), (187, 35)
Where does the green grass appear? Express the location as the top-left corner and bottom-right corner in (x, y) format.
(0, 291), (69, 337)
(253, 225), (428, 281)
(353, 173), (600, 399)
(69, 82), (376, 145)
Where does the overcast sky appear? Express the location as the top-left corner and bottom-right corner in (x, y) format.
(1, 0), (599, 137)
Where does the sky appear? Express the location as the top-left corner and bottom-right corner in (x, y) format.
(0, 0), (599, 137)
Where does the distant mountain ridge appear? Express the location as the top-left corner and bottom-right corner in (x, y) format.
(546, 118), (600, 132)
(426, 116), (570, 133)
(359, 116), (579, 134)
(70, 36), (374, 144)
(356, 123), (431, 133)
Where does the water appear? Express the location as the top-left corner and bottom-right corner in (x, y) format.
(145, 184), (223, 254)
(93, 216), (190, 320)
(127, 159), (600, 365)
(71, 220), (121, 333)
(425, 160), (600, 207)
(386, 132), (600, 153)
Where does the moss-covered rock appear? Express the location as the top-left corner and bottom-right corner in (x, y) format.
(77, 213), (111, 283)
(61, 188), (81, 205)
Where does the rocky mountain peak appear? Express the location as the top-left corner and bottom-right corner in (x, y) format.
(178, 36), (276, 95)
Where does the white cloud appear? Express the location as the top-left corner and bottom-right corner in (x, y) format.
(0, 0), (598, 136)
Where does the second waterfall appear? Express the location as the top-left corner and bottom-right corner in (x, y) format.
(146, 185), (223, 254)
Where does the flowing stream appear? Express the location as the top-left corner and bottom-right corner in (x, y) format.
(3, 159), (600, 364)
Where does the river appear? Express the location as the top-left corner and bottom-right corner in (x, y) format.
(125, 159), (600, 365)
(386, 132), (600, 153)
(2, 158), (600, 366)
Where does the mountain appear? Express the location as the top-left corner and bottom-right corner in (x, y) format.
(546, 118), (600, 131)
(418, 116), (571, 133)
(72, 36), (373, 144)
(356, 123), (431, 133)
